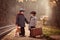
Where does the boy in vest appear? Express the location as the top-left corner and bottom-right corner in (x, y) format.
(29, 11), (37, 37)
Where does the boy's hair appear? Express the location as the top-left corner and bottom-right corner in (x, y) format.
(30, 11), (36, 16)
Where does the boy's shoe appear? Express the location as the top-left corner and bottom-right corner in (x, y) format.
(19, 33), (22, 36)
(29, 36), (36, 38)
(20, 35), (26, 37)
(31, 36), (36, 38)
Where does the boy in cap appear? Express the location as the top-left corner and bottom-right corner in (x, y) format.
(16, 8), (29, 37)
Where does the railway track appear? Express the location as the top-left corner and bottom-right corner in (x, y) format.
(0, 25), (15, 40)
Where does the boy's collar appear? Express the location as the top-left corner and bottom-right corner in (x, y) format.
(18, 13), (24, 15)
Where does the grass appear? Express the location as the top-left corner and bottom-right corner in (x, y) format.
(42, 26), (60, 36)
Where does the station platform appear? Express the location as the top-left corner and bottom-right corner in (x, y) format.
(2, 24), (46, 40)
(2, 23), (60, 40)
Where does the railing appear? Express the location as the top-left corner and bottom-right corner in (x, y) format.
(0, 25), (15, 39)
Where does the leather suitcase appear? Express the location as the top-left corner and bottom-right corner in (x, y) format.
(30, 28), (42, 37)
